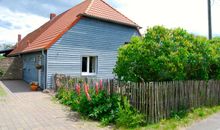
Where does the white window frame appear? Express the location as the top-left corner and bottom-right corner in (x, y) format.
(81, 56), (97, 76)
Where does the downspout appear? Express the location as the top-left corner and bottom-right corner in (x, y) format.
(18, 54), (22, 80)
(42, 50), (46, 90)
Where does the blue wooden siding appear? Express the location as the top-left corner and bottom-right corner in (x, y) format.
(47, 17), (139, 88)
(22, 52), (46, 89)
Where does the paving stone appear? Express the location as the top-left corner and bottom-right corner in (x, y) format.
(0, 80), (111, 130)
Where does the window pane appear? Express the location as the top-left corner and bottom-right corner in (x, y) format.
(82, 57), (87, 72)
(89, 57), (96, 73)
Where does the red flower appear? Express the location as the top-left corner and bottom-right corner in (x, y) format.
(87, 84), (90, 91)
(86, 92), (91, 101)
(95, 82), (99, 95)
(84, 83), (89, 93)
(83, 83), (91, 101)
(75, 84), (80, 95)
(100, 79), (103, 90)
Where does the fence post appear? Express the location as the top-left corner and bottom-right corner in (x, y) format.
(110, 79), (114, 95)
(53, 74), (220, 125)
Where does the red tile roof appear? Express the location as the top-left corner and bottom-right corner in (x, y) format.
(9, 0), (139, 56)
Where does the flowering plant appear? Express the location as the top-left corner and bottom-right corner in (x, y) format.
(95, 82), (99, 95)
(99, 79), (103, 90)
(35, 64), (42, 69)
(75, 83), (80, 95)
(84, 83), (91, 101)
(30, 81), (38, 85)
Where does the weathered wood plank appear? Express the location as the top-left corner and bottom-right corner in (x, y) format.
(55, 75), (220, 124)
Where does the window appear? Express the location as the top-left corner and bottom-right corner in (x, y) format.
(82, 56), (97, 76)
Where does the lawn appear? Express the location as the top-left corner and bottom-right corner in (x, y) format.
(137, 106), (220, 130)
(0, 85), (6, 96)
(0, 55), (5, 60)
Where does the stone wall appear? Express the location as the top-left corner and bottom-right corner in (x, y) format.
(0, 57), (22, 80)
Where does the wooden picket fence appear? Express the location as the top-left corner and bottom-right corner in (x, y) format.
(113, 80), (220, 123)
(54, 74), (220, 124)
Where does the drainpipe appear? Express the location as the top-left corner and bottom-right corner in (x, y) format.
(38, 61), (41, 89)
(18, 54), (22, 80)
(42, 50), (46, 90)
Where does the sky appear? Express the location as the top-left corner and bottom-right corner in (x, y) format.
(0, 0), (219, 45)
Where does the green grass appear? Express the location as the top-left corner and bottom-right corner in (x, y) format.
(0, 55), (5, 60)
(0, 85), (6, 96)
(139, 106), (220, 130)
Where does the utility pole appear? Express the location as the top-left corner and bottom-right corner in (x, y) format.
(208, 0), (212, 39)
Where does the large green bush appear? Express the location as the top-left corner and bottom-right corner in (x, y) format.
(208, 37), (220, 79)
(114, 26), (220, 82)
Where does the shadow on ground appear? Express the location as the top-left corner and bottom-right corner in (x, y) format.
(2, 80), (33, 93)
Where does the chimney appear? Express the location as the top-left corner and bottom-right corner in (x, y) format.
(18, 34), (21, 42)
(50, 13), (56, 20)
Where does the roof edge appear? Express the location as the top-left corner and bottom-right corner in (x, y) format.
(97, 0), (139, 27)
(80, 13), (141, 29)
(8, 48), (45, 56)
(45, 16), (82, 49)
(85, 0), (94, 13)
(9, 16), (82, 56)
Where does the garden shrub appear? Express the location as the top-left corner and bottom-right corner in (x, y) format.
(116, 97), (145, 128)
(170, 109), (188, 121)
(56, 86), (121, 124)
(77, 90), (121, 124)
(114, 26), (220, 82)
(56, 85), (144, 128)
(55, 87), (78, 107)
(56, 87), (65, 100)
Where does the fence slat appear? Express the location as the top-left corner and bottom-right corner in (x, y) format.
(54, 74), (220, 124)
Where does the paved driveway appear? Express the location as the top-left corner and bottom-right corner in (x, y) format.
(0, 80), (111, 130)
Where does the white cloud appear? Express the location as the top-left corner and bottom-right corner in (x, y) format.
(115, 0), (220, 37)
(0, 6), (49, 45)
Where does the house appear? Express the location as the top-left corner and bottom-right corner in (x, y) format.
(9, 0), (141, 89)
